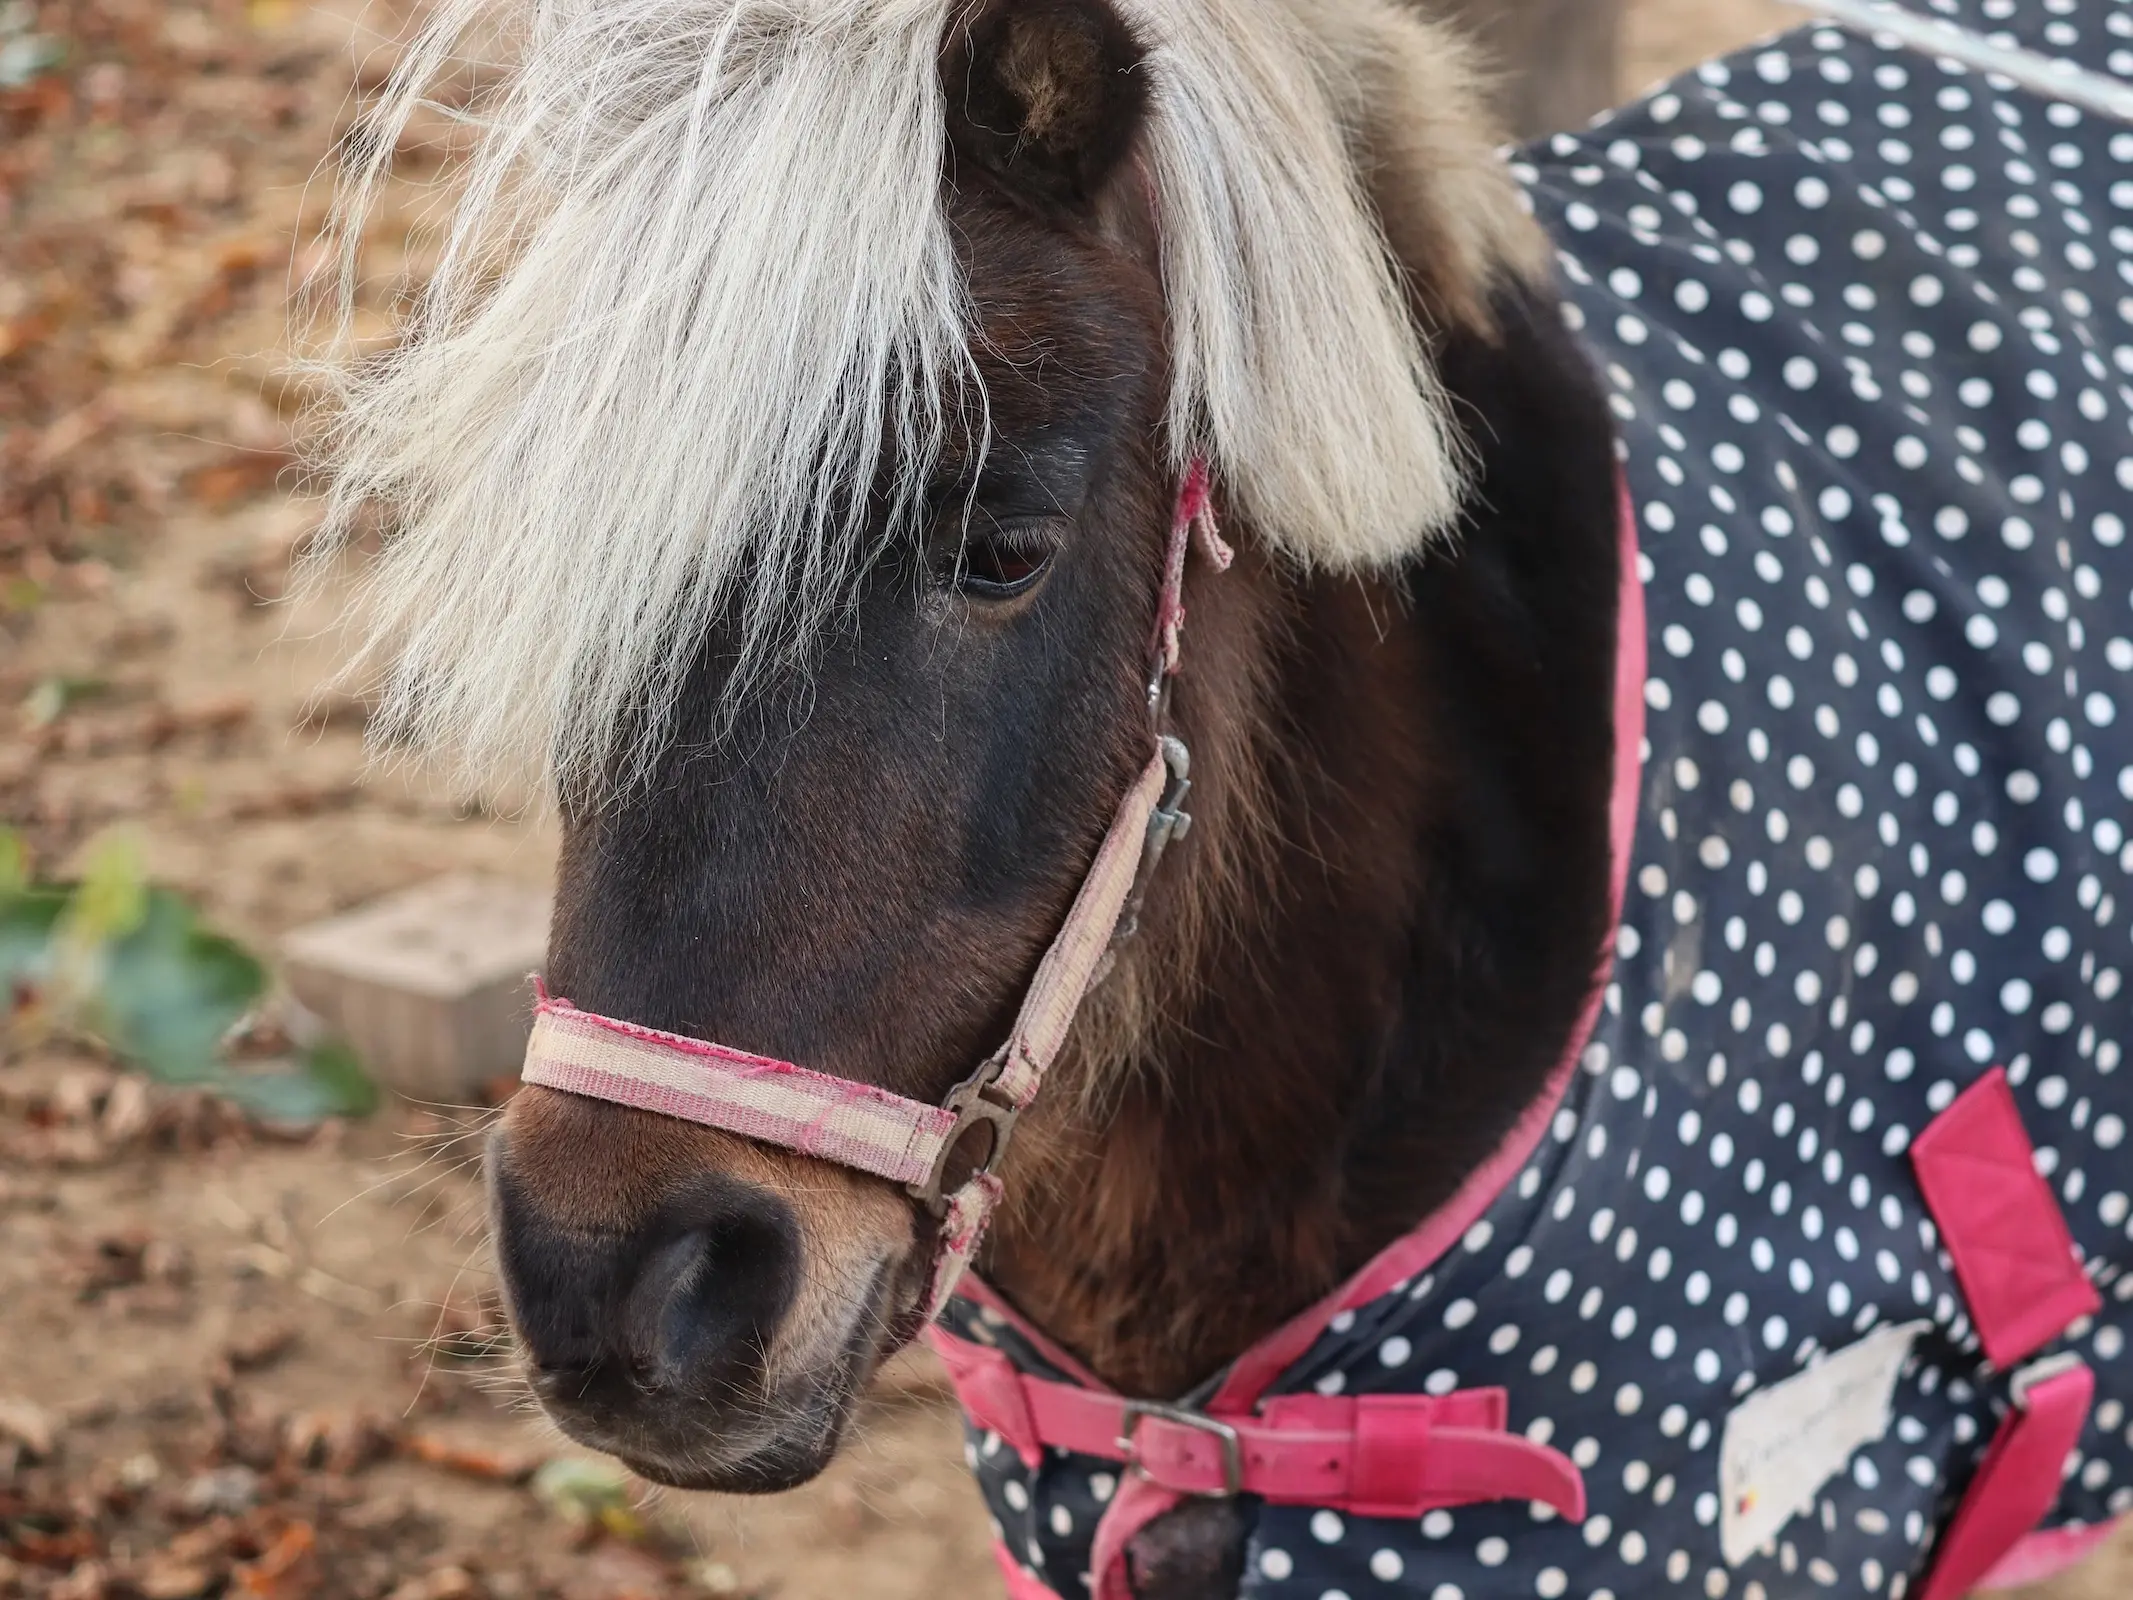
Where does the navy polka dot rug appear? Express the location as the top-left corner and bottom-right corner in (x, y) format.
(942, 7), (2133, 1597)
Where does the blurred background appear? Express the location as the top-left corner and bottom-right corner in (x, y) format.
(23, 3), (2113, 1599)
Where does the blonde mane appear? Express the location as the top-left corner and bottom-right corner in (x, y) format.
(307, 0), (1488, 795)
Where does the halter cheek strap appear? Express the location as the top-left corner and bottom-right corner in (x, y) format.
(520, 461), (1230, 1317)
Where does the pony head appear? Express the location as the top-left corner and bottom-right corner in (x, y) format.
(313, 0), (1539, 1491)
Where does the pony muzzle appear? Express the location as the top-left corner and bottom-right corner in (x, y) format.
(485, 1090), (923, 1492)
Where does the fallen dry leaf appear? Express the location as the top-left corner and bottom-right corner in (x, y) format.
(283, 1409), (394, 1475)
(400, 1431), (543, 1485)
(229, 1518), (315, 1597)
(132, 1557), (214, 1600)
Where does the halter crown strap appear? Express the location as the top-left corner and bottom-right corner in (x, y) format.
(520, 461), (1224, 1317)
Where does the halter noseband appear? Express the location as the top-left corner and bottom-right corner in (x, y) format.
(521, 460), (1233, 1316)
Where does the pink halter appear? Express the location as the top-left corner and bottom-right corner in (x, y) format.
(521, 461), (1235, 1315)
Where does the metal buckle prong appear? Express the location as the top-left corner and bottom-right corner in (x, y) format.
(1116, 1401), (1244, 1498)
(1110, 736), (1193, 946)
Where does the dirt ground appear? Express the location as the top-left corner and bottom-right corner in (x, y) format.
(0, 1), (2121, 1598)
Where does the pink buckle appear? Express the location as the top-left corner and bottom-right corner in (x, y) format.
(1911, 1068), (2102, 1370)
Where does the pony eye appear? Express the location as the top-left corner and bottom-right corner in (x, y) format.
(947, 525), (1056, 599)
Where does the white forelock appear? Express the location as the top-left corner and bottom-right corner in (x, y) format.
(306, 0), (1468, 795)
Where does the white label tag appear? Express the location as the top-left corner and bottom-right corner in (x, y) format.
(1718, 1320), (1928, 1566)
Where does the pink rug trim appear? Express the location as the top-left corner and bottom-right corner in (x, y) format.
(991, 1538), (1077, 1600)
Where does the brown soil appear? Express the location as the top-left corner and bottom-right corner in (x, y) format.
(0, 2), (2119, 1597)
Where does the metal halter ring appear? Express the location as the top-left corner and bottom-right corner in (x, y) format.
(906, 1055), (1021, 1215)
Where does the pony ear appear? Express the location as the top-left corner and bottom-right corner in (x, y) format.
(942, 0), (1149, 218)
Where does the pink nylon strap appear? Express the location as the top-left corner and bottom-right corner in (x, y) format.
(989, 749), (1172, 1108)
(1906, 1067), (2104, 1599)
(928, 1328), (1586, 1522)
(1917, 1362), (2096, 1600)
(522, 1000), (959, 1188)
(1909, 1067), (2103, 1370)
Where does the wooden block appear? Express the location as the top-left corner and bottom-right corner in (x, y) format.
(280, 875), (552, 1103)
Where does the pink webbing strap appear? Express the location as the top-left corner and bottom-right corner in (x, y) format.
(990, 750), (1171, 1107)
(1908, 1069), (2104, 1600)
(523, 1001), (959, 1189)
(1909, 1068), (2102, 1370)
(1917, 1362), (2096, 1600)
(929, 1328), (1586, 1522)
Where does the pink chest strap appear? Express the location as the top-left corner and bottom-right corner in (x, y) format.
(929, 1325), (1586, 1523)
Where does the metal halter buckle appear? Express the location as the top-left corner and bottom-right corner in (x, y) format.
(906, 1054), (1021, 1216)
(1111, 735), (1193, 946)
(1116, 1402), (1245, 1498)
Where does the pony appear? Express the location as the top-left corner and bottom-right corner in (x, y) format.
(317, 0), (1611, 1459)
(313, 0), (1616, 1589)
(310, 0), (2133, 1595)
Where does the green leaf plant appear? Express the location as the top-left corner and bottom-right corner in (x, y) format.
(0, 828), (377, 1122)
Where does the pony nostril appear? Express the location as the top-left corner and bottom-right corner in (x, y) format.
(626, 1196), (800, 1394)
(491, 1144), (802, 1400)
